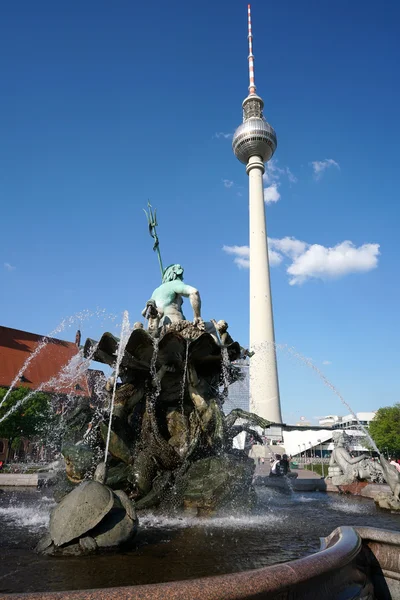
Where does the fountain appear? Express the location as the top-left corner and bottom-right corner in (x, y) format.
(0, 200), (399, 595)
(4, 202), (400, 599)
(1, 3), (400, 592)
(0, 251), (400, 600)
(33, 248), (271, 555)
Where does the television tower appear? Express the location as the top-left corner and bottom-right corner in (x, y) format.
(232, 5), (282, 423)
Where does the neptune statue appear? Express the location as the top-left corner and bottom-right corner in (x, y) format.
(144, 263), (202, 327)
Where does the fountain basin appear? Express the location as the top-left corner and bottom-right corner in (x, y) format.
(1, 526), (400, 599)
(2, 485), (400, 599)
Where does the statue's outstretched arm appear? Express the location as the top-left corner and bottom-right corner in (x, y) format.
(347, 453), (369, 464)
(338, 448), (369, 464)
(225, 408), (271, 430)
(175, 282), (202, 324)
(226, 424), (264, 446)
(189, 290), (201, 323)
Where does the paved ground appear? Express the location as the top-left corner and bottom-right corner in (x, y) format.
(0, 473), (38, 486)
(254, 463), (322, 479)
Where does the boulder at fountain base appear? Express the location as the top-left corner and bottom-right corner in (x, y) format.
(374, 492), (400, 512)
(182, 454), (256, 515)
(36, 482), (138, 556)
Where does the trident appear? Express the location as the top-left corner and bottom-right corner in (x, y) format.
(143, 201), (164, 281)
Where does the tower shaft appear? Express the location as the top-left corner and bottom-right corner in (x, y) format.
(247, 156), (282, 423)
(232, 4), (282, 423)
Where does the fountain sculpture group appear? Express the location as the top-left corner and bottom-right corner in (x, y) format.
(34, 258), (400, 558)
(37, 263), (270, 555)
(28, 215), (400, 598)
(328, 430), (400, 512)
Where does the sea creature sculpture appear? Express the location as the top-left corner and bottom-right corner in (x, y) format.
(36, 463), (138, 555)
(328, 430), (400, 504)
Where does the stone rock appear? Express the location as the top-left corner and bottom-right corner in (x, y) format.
(183, 454), (256, 515)
(131, 450), (157, 496)
(62, 399), (93, 444)
(52, 471), (78, 503)
(62, 443), (95, 483)
(100, 419), (132, 464)
(50, 480), (114, 546)
(92, 490), (137, 548)
(36, 481), (138, 556)
(374, 491), (400, 512)
(35, 532), (53, 554)
(166, 409), (189, 456)
(135, 471), (172, 510)
(105, 462), (134, 489)
(79, 536), (97, 553)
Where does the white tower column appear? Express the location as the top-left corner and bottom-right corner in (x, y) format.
(247, 155), (282, 423)
(232, 4), (282, 423)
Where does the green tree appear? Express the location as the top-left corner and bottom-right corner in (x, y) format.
(0, 387), (51, 462)
(369, 404), (400, 456)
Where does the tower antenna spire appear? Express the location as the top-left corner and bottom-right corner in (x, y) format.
(247, 4), (256, 95)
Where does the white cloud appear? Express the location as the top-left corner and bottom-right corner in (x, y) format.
(322, 360), (332, 365)
(261, 159), (297, 204)
(223, 245), (249, 258)
(268, 249), (283, 266)
(223, 238), (380, 285)
(234, 257), (250, 269)
(287, 241), (380, 285)
(222, 244), (282, 269)
(4, 262), (16, 271)
(214, 132), (232, 139)
(264, 184), (280, 204)
(263, 160), (284, 185)
(222, 245), (249, 269)
(310, 159), (340, 179)
(269, 236), (307, 258)
(223, 179), (234, 189)
(263, 160), (297, 186)
(286, 167), (298, 184)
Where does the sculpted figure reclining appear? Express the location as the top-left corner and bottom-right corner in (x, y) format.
(329, 430), (400, 498)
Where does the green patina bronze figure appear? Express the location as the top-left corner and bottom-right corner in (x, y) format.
(147, 263), (202, 327)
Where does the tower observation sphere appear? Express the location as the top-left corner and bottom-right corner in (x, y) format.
(232, 116), (277, 165)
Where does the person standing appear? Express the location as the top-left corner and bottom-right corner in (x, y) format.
(270, 454), (282, 476)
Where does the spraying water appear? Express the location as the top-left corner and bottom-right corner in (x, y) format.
(0, 340), (101, 426)
(277, 343), (379, 453)
(0, 384), (47, 425)
(220, 347), (230, 399)
(250, 340), (379, 454)
(0, 308), (116, 409)
(179, 340), (189, 415)
(104, 311), (131, 462)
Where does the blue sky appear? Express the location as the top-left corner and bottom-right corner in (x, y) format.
(1, 0), (399, 424)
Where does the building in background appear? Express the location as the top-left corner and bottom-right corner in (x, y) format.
(282, 428), (372, 459)
(225, 360), (249, 413)
(0, 325), (106, 462)
(319, 412), (376, 430)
